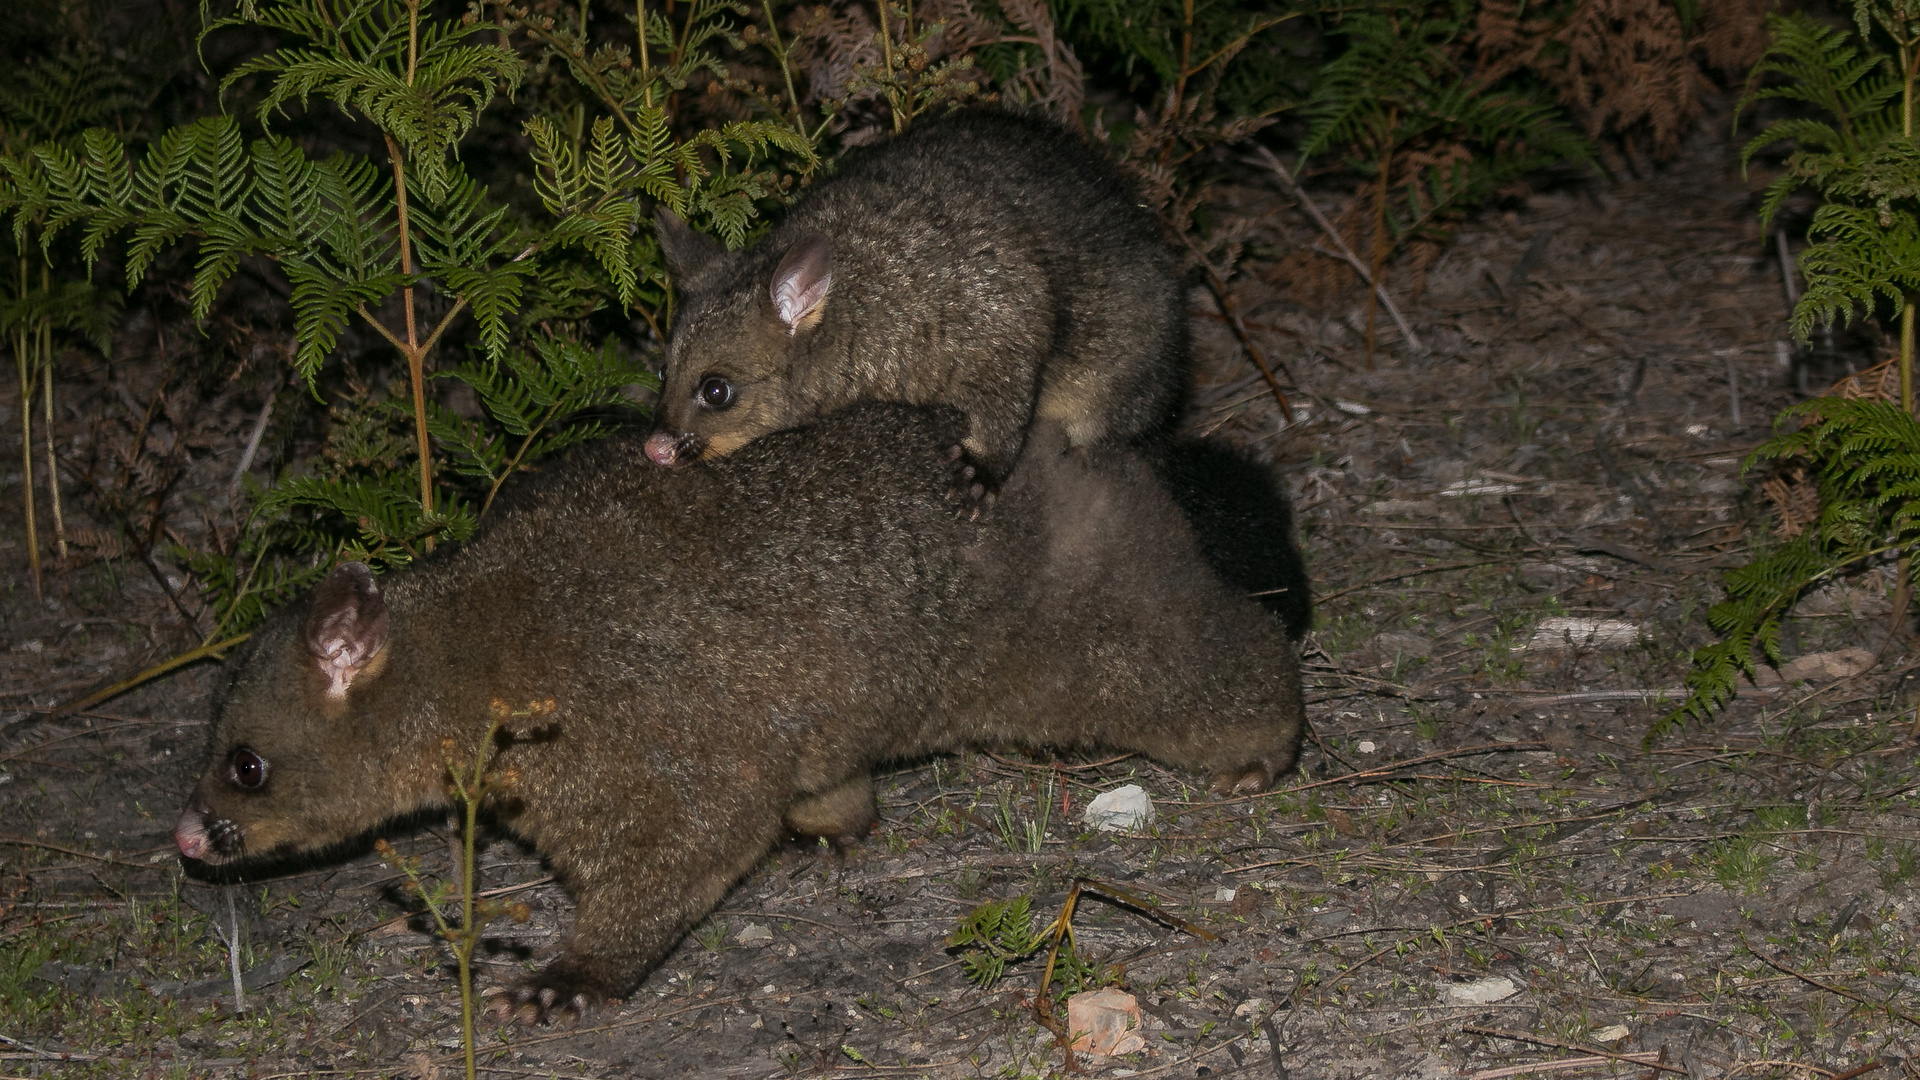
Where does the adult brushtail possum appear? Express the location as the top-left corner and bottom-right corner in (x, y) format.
(173, 404), (1303, 1025)
(644, 110), (1187, 485)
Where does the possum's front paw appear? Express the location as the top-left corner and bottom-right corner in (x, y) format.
(488, 958), (623, 1026)
(944, 445), (999, 520)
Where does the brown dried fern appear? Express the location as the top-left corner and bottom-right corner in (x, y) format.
(1761, 466), (1819, 539)
(1548, 0), (1703, 158)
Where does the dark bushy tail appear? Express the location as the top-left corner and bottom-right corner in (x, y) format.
(1148, 438), (1313, 641)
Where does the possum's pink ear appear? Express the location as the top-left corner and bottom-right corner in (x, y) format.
(302, 562), (390, 701)
(655, 210), (724, 280)
(770, 231), (832, 335)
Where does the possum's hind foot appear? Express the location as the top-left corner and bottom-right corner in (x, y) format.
(944, 445), (998, 520)
(784, 775), (877, 847)
(488, 956), (623, 1026)
(1208, 760), (1286, 796)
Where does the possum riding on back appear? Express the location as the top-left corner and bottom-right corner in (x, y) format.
(644, 110), (1187, 485)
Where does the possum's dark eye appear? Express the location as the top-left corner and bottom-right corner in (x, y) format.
(229, 747), (269, 790)
(697, 376), (736, 411)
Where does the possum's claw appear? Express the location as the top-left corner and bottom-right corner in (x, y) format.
(488, 960), (619, 1026)
(944, 445), (999, 520)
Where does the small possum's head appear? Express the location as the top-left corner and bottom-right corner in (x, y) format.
(175, 562), (427, 866)
(646, 216), (834, 468)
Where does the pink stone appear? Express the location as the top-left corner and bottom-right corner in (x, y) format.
(1066, 988), (1147, 1057)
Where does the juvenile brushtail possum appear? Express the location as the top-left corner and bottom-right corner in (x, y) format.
(174, 404), (1303, 1024)
(644, 110), (1187, 484)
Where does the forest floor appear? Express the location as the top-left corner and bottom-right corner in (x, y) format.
(5, 114), (1920, 1080)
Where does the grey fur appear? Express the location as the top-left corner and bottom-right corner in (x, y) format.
(174, 404), (1302, 1023)
(647, 110), (1188, 480)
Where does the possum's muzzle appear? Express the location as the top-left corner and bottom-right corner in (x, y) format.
(174, 805), (242, 863)
(643, 430), (703, 467)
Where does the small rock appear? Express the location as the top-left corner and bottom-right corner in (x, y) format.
(735, 923), (774, 946)
(1084, 785), (1154, 832)
(1356, 740), (1377, 754)
(1066, 988), (1146, 1056)
(1214, 887), (1237, 902)
(1443, 975), (1518, 1004)
(1590, 1024), (1631, 1042)
(1527, 617), (1639, 651)
(1760, 647), (1877, 686)
(1233, 998), (1269, 1019)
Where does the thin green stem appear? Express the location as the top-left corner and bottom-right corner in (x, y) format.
(479, 404), (561, 520)
(1905, 301), (1915, 416)
(53, 633), (252, 717)
(459, 742), (482, 1080)
(761, 0), (801, 126)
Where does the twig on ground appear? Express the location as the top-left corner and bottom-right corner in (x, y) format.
(1592, 427), (1674, 548)
(1183, 239), (1295, 423)
(1472, 1051), (1664, 1079)
(227, 372), (281, 511)
(0, 835), (171, 870)
(1249, 145), (1425, 355)
(49, 633), (252, 718)
(0, 1033), (102, 1062)
(1315, 560), (1504, 603)
(1462, 1026), (1688, 1076)
(1271, 741), (1550, 797)
(1745, 943), (1920, 1027)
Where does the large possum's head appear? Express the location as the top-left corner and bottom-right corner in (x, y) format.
(175, 562), (429, 866)
(645, 212), (834, 468)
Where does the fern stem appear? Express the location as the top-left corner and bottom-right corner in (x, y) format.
(1905, 301), (1914, 416)
(405, 0), (420, 87)
(383, 132), (435, 527)
(41, 263), (64, 560)
(638, 0), (652, 108)
(1901, 33), (1919, 419)
(1174, 0), (1195, 121)
(14, 317), (39, 603)
(878, 1), (902, 133)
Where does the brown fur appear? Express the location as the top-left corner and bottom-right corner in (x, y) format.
(174, 404), (1302, 1022)
(646, 110), (1188, 481)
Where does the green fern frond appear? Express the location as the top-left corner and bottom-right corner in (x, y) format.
(1793, 202), (1920, 340)
(213, 0), (524, 202)
(1659, 397), (1920, 742)
(1738, 12), (1898, 158)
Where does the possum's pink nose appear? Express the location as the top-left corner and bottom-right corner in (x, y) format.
(644, 431), (683, 467)
(174, 811), (211, 861)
